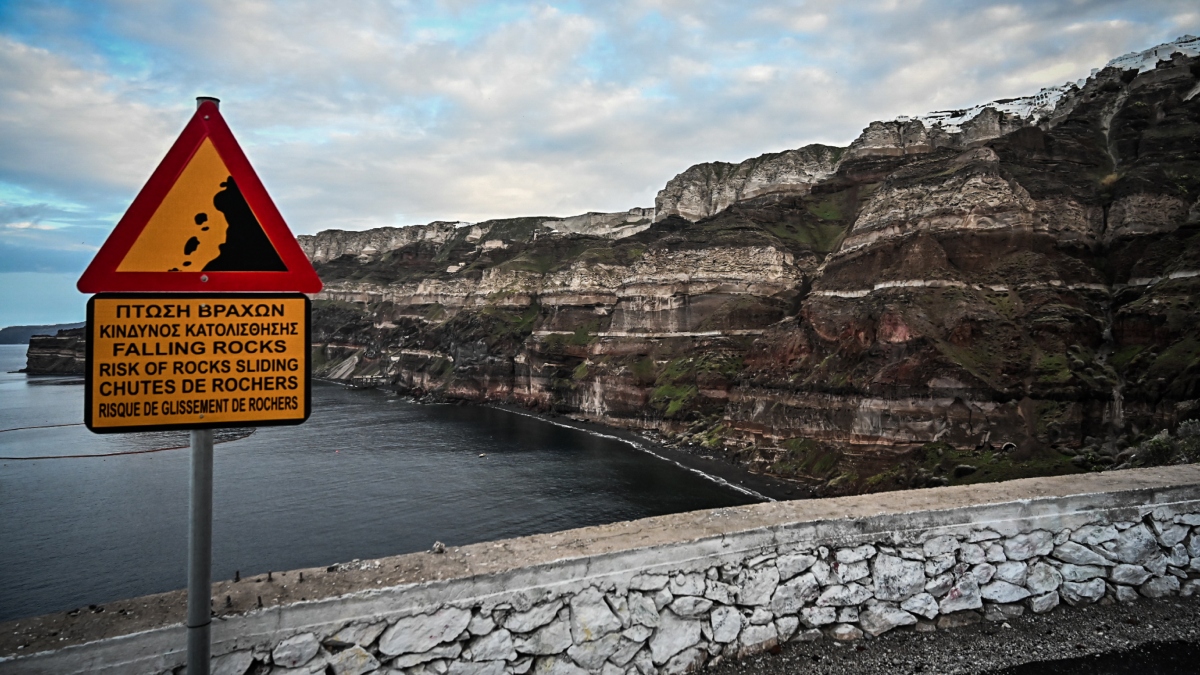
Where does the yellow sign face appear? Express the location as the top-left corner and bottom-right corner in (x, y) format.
(114, 138), (287, 274)
(117, 139), (231, 272)
(86, 294), (310, 432)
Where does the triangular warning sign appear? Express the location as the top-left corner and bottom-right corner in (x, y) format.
(78, 99), (322, 293)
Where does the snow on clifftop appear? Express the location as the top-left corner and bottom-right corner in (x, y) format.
(1107, 34), (1200, 73)
(896, 83), (1074, 132)
(894, 35), (1200, 132)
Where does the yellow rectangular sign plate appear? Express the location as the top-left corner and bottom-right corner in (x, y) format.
(85, 293), (311, 433)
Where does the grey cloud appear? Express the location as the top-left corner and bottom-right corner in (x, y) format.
(2, 0), (1198, 240)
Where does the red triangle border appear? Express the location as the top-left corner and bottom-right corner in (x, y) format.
(77, 100), (323, 293)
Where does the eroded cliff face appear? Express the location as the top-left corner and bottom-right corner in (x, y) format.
(307, 52), (1200, 496)
(299, 209), (655, 267)
(654, 145), (843, 222)
(23, 328), (85, 375)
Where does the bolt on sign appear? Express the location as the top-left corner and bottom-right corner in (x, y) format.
(78, 99), (322, 432)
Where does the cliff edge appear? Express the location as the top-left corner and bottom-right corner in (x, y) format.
(22, 327), (86, 376)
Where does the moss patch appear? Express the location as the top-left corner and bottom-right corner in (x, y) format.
(769, 438), (843, 479)
(1034, 352), (1072, 384)
(911, 441), (1082, 486)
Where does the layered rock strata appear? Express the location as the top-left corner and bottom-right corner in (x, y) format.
(22, 328), (85, 376)
(654, 145), (843, 222)
(303, 49), (1200, 494)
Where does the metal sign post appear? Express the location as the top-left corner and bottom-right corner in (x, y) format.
(187, 97), (217, 675)
(187, 429), (214, 675)
(76, 95), (322, 675)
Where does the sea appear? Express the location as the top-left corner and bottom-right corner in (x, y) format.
(0, 344), (756, 622)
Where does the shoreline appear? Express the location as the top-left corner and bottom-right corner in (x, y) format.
(318, 378), (808, 503)
(484, 401), (808, 503)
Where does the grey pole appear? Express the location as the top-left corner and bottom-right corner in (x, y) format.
(187, 95), (219, 675)
(187, 428), (214, 675)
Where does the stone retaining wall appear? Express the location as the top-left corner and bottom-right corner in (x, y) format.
(4, 467), (1200, 675)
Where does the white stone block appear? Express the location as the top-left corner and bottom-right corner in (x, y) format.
(828, 623), (863, 641)
(1112, 525), (1159, 565)
(1059, 564), (1106, 582)
(1052, 542), (1110, 567)
(776, 554), (817, 580)
(662, 647), (705, 675)
(389, 643), (462, 669)
(925, 573), (955, 598)
(959, 543), (986, 565)
(816, 582), (872, 607)
(1061, 579), (1105, 606)
(668, 596), (712, 619)
(900, 592), (939, 619)
(980, 580), (1030, 603)
(938, 577), (982, 614)
(1025, 563), (1062, 595)
(1070, 524), (1118, 546)
(923, 535), (959, 558)
(969, 563), (996, 585)
(985, 543), (1006, 563)
(629, 575), (669, 592)
(273, 633), (320, 669)
(1110, 564), (1151, 586)
(835, 545), (877, 564)
(800, 606), (836, 628)
(570, 588), (622, 643)
(1026, 591), (1059, 614)
(768, 572), (819, 614)
(1003, 531), (1053, 561)
(703, 579), (737, 605)
(649, 612), (701, 665)
(775, 616), (799, 642)
(1139, 575), (1180, 599)
(566, 633), (622, 670)
(532, 655), (589, 675)
(872, 554), (925, 602)
(859, 604), (917, 636)
(840, 560), (869, 583)
(505, 602), (563, 634)
(328, 645), (380, 675)
(468, 629), (514, 662)
(513, 619), (572, 656)
(710, 605), (741, 643)
(738, 566), (780, 606)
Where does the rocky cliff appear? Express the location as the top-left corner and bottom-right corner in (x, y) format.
(299, 209), (655, 267)
(654, 145), (843, 222)
(305, 42), (1200, 496)
(23, 328), (86, 375)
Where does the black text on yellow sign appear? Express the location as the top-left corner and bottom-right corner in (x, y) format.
(85, 293), (311, 432)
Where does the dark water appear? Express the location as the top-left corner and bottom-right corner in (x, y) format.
(0, 345), (755, 622)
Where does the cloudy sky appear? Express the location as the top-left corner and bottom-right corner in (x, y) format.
(1, 0), (1197, 326)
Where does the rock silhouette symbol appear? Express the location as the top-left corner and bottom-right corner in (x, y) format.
(203, 176), (287, 271)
